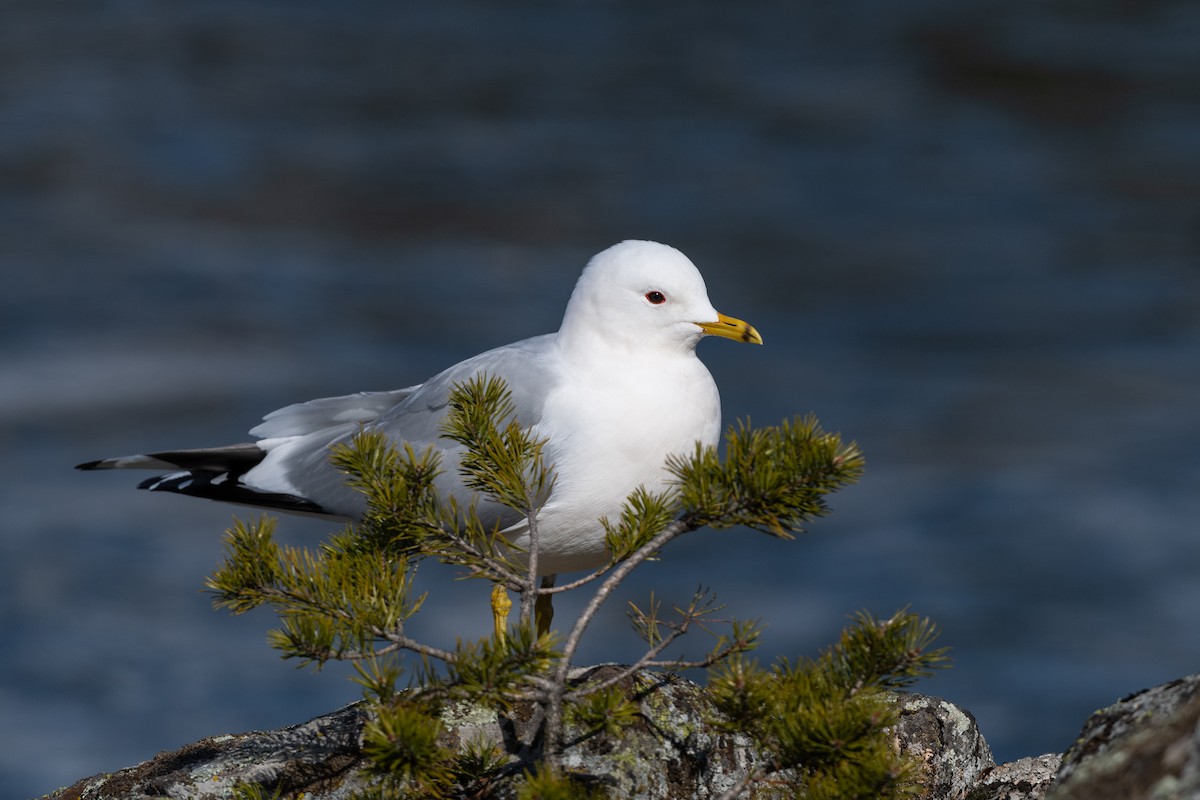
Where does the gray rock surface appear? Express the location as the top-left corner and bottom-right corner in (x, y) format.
(54, 670), (1200, 800)
(895, 694), (995, 799)
(44, 665), (991, 800)
(1047, 674), (1200, 800)
(967, 754), (1061, 800)
(47, 703), (374, 800)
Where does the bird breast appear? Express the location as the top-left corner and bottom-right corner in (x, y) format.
(532, 355), (720, 540)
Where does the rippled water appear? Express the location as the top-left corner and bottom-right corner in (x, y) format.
(2, 2), (1198, 796)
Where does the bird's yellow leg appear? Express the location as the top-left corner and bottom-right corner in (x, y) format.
(491, 583), (512, 642)
(535, 574), (555, 636)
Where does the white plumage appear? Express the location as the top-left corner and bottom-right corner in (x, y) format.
(79, 240), (762, 576)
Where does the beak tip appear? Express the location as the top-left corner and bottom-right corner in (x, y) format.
(698, 315), (764, 345)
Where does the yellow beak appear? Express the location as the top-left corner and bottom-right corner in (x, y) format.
(696, 312), (764, 345)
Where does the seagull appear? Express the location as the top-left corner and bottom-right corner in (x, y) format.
(78, 240), (763, 635)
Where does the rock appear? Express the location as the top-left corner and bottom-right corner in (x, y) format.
(415, 665), (763, 800)
(44, 665), (991, 800)
(1047, 673), (1200, 800)
(894, 694), (995, 799)
(46, 667), (1200, 800)
(967, 754), (1061, 800)
(46, 703), (374, 800)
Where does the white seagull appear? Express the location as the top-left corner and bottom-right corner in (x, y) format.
(78, 240), (763, 632)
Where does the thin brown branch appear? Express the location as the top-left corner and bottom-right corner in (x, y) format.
(565, 626), (689, 699)
(520, 510), (539, 629)
(538, 516), (701, 765)
(558, 517), (697, 669)
(373, 630), (457, 663)
(537, 564), (612, 593)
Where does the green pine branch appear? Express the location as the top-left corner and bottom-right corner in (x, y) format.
(203, 374), (946, 799)
(670, 415), (865, 538)
(439, 374), (552, 518)
(709, 609), (950, 800)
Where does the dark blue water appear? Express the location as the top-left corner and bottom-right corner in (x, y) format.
(2, 2), (1198, 796)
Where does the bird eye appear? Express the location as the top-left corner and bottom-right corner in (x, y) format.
(645, 291), (666, 305)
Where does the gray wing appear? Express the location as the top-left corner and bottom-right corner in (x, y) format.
(250, 387), (422, 439)
(253, 334), (561, 526)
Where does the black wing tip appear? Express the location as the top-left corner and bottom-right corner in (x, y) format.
(137, 474), (169, 490)
(76, 444), (266, 475)
(138, 470), (334, 517)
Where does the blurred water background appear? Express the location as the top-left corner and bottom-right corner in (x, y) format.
(2, 1), (1198, 796)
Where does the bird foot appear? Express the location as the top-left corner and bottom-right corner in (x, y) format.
(491, 583), (512, 642)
